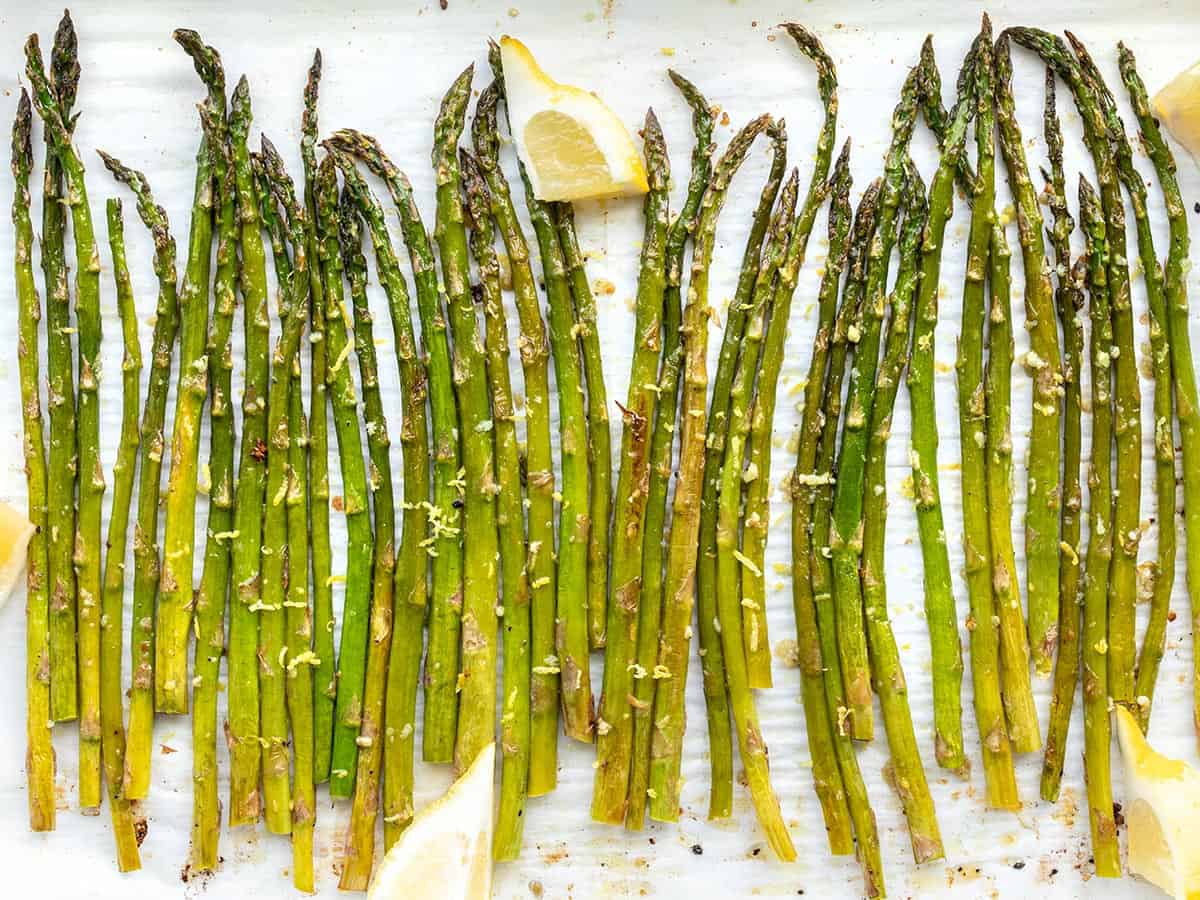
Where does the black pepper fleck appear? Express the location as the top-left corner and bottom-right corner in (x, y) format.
(1194, 201), (1199, 214)
(691, 844), (703, 856)
(1013, 861), (1026, 870)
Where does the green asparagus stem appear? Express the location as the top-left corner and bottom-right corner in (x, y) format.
(300, 52), (336, 784)
(26, 29), (105, 809)
(156, 30), (223, 716)
(591, 110), (669, 826)
(43, 13), (79, 725)
(469, 88), (559, 793)
(963, 21), (1040, 754)
(461, 150), (532, 858)
(1077, 175), (1120, 877)
(714, 169), (798, 862)
(647, 114), (771, 823)
(337, 167), (397, 888)
(743, 25), (840, 690)
(189, 91), (238, 874)
(1009, 26), (1141, 708)
(994, 34), (1064, 677)
(554, 204), (611, 650)
(907, 37), (971, 774)
(329, 153), (430, 849)
(696, 117), (785, 802)
(13, 87), (56, 834)
(1039, 69), (1086, 801)
(326, 129), (463, 768)
(791, 144), (885, 892)
(285, 358), (315, 893)
(627, 70), (714, 830)
(860, 162), (943, 862)
(1120, 43), (1200, 737)
(225, 78), (268, 825)
(434, 66), (502, 771)
(490, 47), (594, 744)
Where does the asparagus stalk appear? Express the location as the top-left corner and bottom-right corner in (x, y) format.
(995, 34), (1064, 677)
(43, 13), (79, 725)
(554, 204), (612, 650)
(791, 144), (886, 893)
(1071, 36), (1177, 729)
(461, 150), (533, 858)
(26, 30), (105, 808)
(469, 89), (559, 793)
(224, 78), (269, 825)
(1120, 43), (1200, 737)
(647, 114), (771, 822)
(326, 129), (463, 767)
(1039, 69), (1086, 800)
(285, 357), (315, 893)
(490, 47), (593, 743)
(714, 170), (799, 862)
(1009, 27), (1141, 709)
(742, 25), (840, 690)
(696, 117), (786, 805)
(627, 70), (714, 831)
(1077, 175), (1121, 877)
(189, 91), (238, 873)
(860, 162), (944, 862)
(336, 163), (397, 887)
(906, 38), (971, 774)
(13, 87), (56, 833)
(329, 153), (430, 849)
(300, 52), (336, 783)
(156, 30), (223, 715)
(433, 67), (503, 770)
(591, 110), (669, 826)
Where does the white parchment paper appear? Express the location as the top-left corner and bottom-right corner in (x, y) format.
(0, 1), (1197, 897)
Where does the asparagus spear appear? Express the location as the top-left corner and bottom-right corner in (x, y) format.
(830, 58), (926, 744)
(469, 89), (559, 793)
(285, 357), (315, 893)
(189, 91), (238, 873)
(1071, 35), (1176, 730)
(1039, 70), (1087, 800)
(461, 150), (533, 858)
(1077, 175), (1121, 877)
(627, 70), (714, 831)
(13, 87), (56, 833)
(329, 154), (430, 849)
(791, 144), (886, 894)
(554, 204), (611, 650)
(995, 34), (1064, 677)
(647, 114), (771, 822)
(43, 13), (79, 725)
(1120, 43), (1200, 737)
(1009, 27), (1141, 709)
(907, 37), (971, 774)
(26, 29), (105, 809)
(696, 117), (786, 802)
(336, 164), (397, 888)
(300, 52), (336, 784)
(224, 78), (269, 825)
(742, 25), (840, 690)
(433, 66), (503, 770)
(490, 47), (594, 743)
(591, 110), (669, 826)
(713, 170), (798, 862)
(156, 30), (223, 716)
(326, 129), (464, 767)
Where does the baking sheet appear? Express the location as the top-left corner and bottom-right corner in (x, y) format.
(0, 0), (1197, 896)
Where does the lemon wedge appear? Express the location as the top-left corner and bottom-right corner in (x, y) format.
(0, 501), (36, 609)
(499, 35), (648, 202)
(1153, 59), (1200, 162)
(1115, 705), (1200, 900)
(368, 742), (494, 900)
